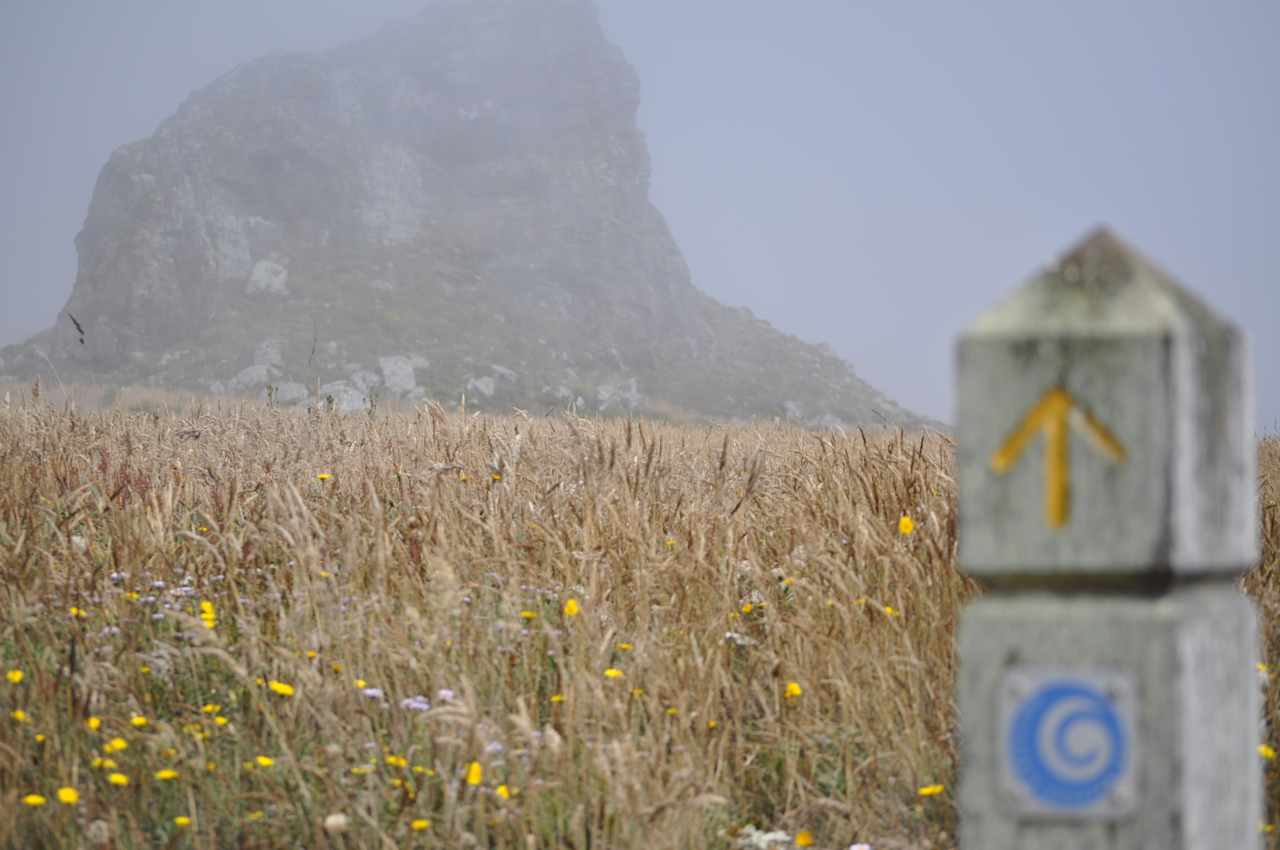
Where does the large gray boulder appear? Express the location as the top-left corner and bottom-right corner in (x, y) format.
(2, 0), (921, 426)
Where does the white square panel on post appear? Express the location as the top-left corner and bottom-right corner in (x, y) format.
(997, 667), (1138, 818)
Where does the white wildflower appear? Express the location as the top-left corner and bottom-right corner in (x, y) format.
(399, 695), (431, 712)
(732, 825), (792, 849)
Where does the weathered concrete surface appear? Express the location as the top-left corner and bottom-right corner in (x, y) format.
(957, 586), (1260, 850)
(957, 227), (1257, 579)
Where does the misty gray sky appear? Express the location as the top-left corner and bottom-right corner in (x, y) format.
(2, 1), (1276, 428)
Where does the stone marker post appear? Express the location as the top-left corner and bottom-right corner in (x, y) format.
(955, 228), (1261, 849)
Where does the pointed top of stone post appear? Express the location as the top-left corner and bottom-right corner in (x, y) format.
(971, 226), (1226, 336)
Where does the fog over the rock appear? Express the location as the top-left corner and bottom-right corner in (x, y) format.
(2, 1), (1277, 427)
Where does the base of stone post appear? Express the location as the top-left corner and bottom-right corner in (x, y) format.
(957, 585), (1261, 850)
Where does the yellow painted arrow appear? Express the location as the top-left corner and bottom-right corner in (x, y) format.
(991, 388), (1127, 529)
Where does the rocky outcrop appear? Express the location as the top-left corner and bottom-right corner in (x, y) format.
(1, 0), (921, 426)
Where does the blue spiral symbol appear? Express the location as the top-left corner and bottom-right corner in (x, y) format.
(1008, 679), (1128, 808)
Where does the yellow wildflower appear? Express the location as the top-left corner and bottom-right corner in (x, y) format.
(550, 693), (565, 703)
(466, 761), (483, 786)
(6, 669), (23, 684)
(604, 668), (624, 679)
(107, 773), (129, 786)
(520, 610), (538, 620)
(11, 709), (30, 723)
(268, 680), (295, 697)
(796, 831), (815, 848)
(665, 707), (679, 717)
(214, 716), (228, 726)
(898, 514), (915, 536)
(129, 715), (147, 728)
(199, 600), (216, 629)
(784, 681), (803, 699)
(918, 784), (945, 797)
(306, 649), (318, 659)
(154, 769), (179, 781)
(354, 678), (367, 688)
(386, 755), (408, 768)
(21, 794), (46, 807)
(563, 598), (581, 617)
(201, 703), (220, 714)
(707, 719), (719, 730)
(56, 787), (79, 805)
(86, 716), (101, 731)
(103, 737), (128, 753)
(740, 602), (754, 615)
(174, 816), (192, 827)
(1259, 744), (1277, 761)
(616, 642), (634, 651)
(256, 755), (274, 767)
(247, 810), (265, 821)
(69, 607), (87, 618)
(496, 784), (511, 799)
(317, 473), (333, 481)
(411, 818), (431, 831)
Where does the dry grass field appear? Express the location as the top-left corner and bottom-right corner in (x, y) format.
(0, 386), (1276, 850)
